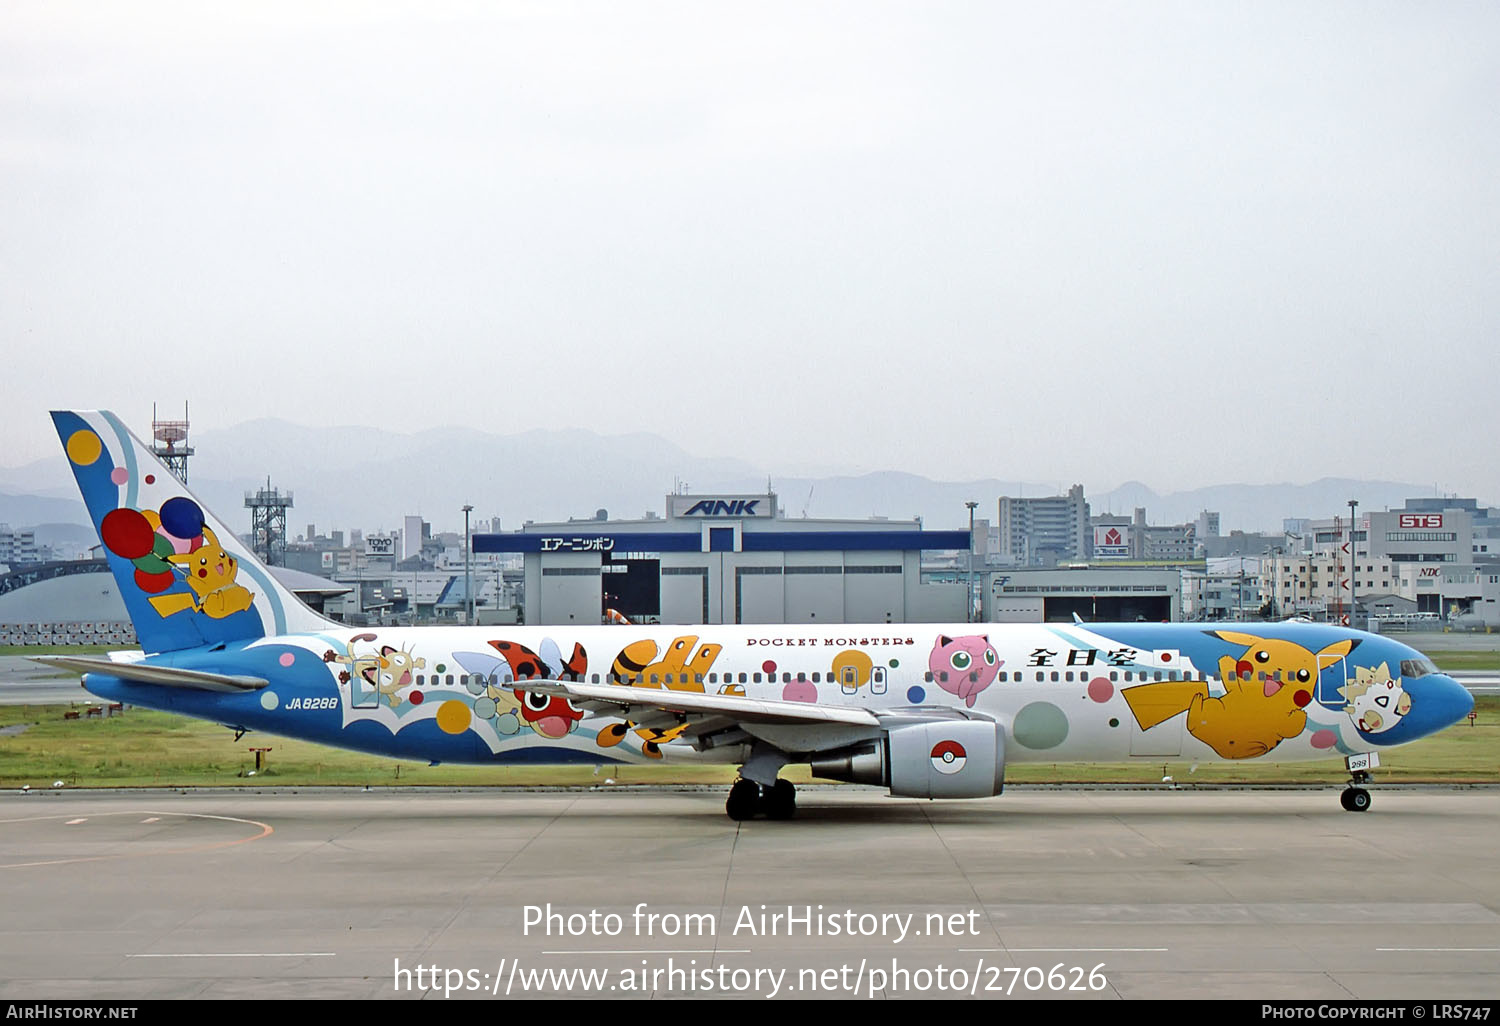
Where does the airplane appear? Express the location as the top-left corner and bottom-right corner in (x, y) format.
(38, 410), (1475, 820)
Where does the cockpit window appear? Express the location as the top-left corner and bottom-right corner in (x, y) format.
(1400, 658), (1438, 679)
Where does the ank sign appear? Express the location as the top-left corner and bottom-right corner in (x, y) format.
(671, 495), (774, 519)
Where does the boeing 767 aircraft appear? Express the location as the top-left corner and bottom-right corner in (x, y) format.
(38, 411), (1474, 820)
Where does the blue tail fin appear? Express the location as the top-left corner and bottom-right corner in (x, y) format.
(53, 410), (338, 653)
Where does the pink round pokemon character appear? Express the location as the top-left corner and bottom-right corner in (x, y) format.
(928, 634), (1002, 708)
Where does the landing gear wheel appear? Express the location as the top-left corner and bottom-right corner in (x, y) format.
(1341, 787), (1371, 813)
(726, 778), (761, 821)
(762, 779), (797, 820)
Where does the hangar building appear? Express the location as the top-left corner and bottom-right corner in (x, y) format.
(474, 493), (970, 626)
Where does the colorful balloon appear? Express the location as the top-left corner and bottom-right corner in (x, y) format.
(101, 508), (154, 559)
(133, 553), (173, 576)
(159, 497), (205, 540)
(134, 568), (175, 594)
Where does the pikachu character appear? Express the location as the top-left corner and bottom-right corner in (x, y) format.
(1123, 631), (1355, 759)
(148, 527), (255, 619)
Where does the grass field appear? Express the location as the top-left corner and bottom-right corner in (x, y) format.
(2, 698), (1494, 790)
(1431, 650), (1500, 671)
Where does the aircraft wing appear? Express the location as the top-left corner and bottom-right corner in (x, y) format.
(30, 655), (269, 693)
(522, 679), (988, 757)
(522, 679), (880, 728)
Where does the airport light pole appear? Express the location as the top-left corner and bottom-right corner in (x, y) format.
(1348, 499), (1358, 629)
(1235, 553), (1244, 622)
(463, 504), (473, 625)
(966, 501), (978, 623)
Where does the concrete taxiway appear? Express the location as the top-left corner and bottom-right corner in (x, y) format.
(1, 787), (1497, 1000)
(0, 655), (95, 705)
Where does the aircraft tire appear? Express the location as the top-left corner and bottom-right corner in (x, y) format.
(726, 778), (761, 821)
(762, 779), (797, 820)
(1342, 787), (1371, 813)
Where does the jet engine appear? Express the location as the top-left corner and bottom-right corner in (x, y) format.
(809, 719), (1005, 799)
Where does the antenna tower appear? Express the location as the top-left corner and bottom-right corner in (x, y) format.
(150, 402), (194, 483)
(245, 477), (294, 566)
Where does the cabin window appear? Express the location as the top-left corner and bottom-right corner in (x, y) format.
(694, 674), (703, 685)
(708, 673), (717, 684)
(591, 674), (600, 684)
(1109, 672), (1119, 682)
(445, 675), (453, 686)
(924, 672), (934, 683)
(650, 674), (659, 685)
(739, 672), (748, 684)
(752, 673), (762, 683)
(415, 675), (425, 686)
(1050, 671), (1060, 682)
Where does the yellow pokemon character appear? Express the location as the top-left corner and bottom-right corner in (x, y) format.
(147, 527), (255, 619)
(1123, 632), (1355, 759)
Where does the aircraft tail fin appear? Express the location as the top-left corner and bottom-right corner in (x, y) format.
(52, 410), (339, 654)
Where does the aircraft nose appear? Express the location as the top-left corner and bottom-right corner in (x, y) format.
(1430, 673), (1475, 727)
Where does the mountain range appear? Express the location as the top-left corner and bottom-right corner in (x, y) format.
(0, 420), (1482, 541)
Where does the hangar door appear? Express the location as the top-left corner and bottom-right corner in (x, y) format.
(602, 553), (659, 621)
(1045, 595), (1171, 623)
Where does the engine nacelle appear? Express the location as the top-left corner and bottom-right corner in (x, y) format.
(809, 719), (1006, 799)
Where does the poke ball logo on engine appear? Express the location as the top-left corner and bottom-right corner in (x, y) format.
(931, 739), (967, 775)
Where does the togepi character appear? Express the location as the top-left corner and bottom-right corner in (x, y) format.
(1340, 665), (1412, 735)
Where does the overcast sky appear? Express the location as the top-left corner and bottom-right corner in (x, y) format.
(3, 2), (1497, 497)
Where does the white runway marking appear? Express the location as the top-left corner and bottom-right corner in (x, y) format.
(127, 952), (336, 959)
(65, 818), (86, 825)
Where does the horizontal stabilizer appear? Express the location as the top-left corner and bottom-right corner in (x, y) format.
(31, 655), (268, 693)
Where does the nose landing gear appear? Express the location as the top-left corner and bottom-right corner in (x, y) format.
(1340, 752), (1379, 813)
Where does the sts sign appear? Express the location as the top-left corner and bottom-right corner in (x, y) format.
(1399, 514), (1444, 529)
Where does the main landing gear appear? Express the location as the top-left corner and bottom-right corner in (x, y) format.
(725, 778), (797, 821)
(1340, 752), (1379, 813)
